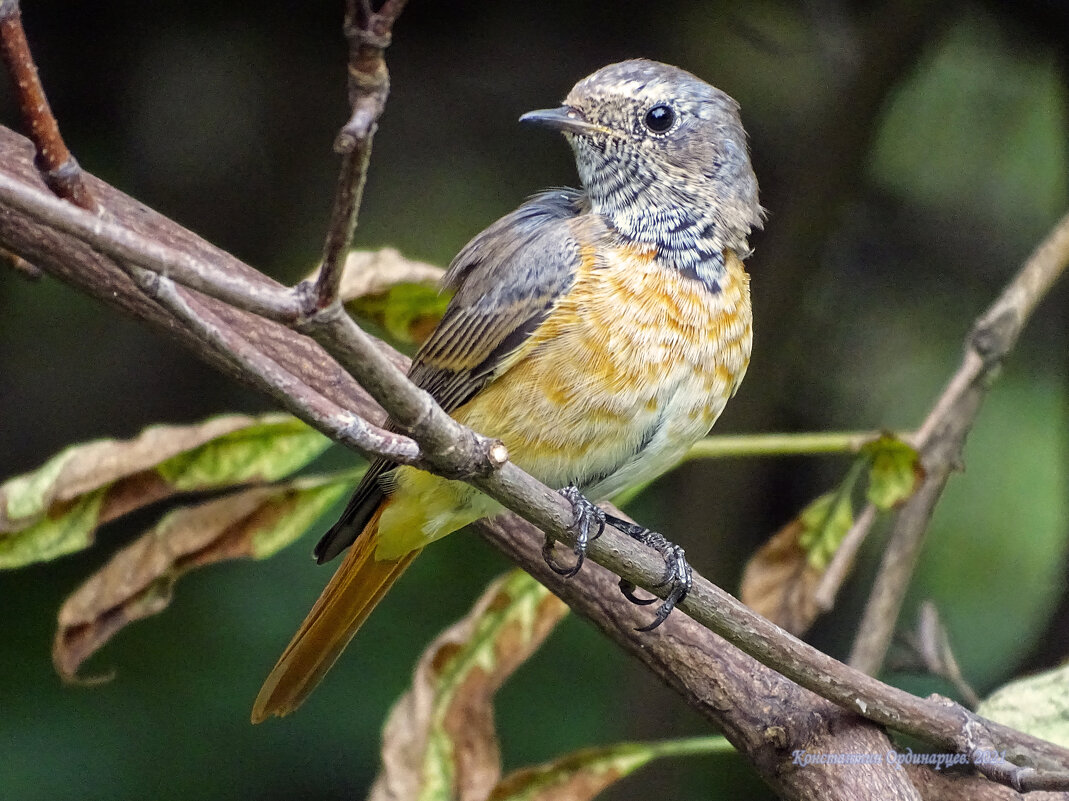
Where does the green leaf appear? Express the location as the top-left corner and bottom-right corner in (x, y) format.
(0, 491), (105, 569)
(0, 413), (331, 569)
(350, 282), (452, 346)
(249, 475), (353, 559)
(798, 489), (854, 571)
(155, 415), (331, 489)
(978, 664), (1069, 749)
(862, 434), (922, 510)
(0, 446), (79, 523)
(490, 736), (734, 801)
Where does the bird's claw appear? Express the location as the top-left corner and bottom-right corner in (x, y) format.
(605, 513), (692, 631)
(542, 485), (605, 578)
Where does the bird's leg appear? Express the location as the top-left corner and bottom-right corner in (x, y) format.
(542, 484), (606, 578)
(604, 513), (692, 631)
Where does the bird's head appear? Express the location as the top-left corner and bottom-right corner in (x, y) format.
(522, 59), (763, 263)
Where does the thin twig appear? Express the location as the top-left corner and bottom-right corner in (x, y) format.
(0, 172), (305, 319)
(686, 430), (909, 460)
(314, 148), (372, 310)
(130, 270), (420, 465)
(0, 244), (40, 279)
(312, 0), (409, 310)
(849, 210), (1069, 676)
(892, 602), (981, 708)
(813, 502), (877, 612)
(0, 169), (494, 482)
(0, 0), (96, 211)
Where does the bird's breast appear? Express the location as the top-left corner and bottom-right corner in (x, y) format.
(453, 244), (752, 498)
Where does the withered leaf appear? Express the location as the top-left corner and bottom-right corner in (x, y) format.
(304, 247), (444, 303)
(369, 570), (568, 801)
(52, 474), (350, 681)
(0, 413), (330, 569)
(489, 737), (733, 801)
(740, 518), (824, 636)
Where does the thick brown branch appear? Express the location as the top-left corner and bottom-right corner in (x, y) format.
(849, 211), (1069, 676)
(478, 512), (1069, 799)
(907, 766), (1069, 801)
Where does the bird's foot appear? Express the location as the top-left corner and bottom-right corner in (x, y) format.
(605, 514), (692, 631)
(542, 485), (605, 578)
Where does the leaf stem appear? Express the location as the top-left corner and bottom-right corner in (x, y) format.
(685, 431), (909, 460)
(645, 735), (735, 758)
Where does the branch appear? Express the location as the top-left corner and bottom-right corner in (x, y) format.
(3, 4), (1069, 790)
(313, 0), (408, 308)
(849, 210), (1069, 675)
(0, 155), (497, 480)
(479, 511), (1069, 798)
(0, 0), (96, 210)
(0, 128), (396, 437)
(6, 127), (1069, 792)
(139, 270), (419, 464)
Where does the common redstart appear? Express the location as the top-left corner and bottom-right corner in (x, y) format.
(253, 59), (763, 722)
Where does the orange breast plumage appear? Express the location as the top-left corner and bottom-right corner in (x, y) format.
(453, 242), (752, 501)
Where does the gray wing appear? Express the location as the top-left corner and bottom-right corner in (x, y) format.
(314, 188), (587, 563)
(410, 188), (587, 412)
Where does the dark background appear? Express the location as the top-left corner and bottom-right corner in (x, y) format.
(1, 1), (1066, 799)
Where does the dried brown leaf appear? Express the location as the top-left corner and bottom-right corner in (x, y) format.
(304, 247), (444, 302)
(740, 519), (823, 636)
(52, 476), (348, 681)
(0, 413), (329, 569)
(0, 414), (263, 533)
(370, 570), (568, 801)
(491, 748), (630, 801)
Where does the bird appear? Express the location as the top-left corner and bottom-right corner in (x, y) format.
(252, 58), (763, 722)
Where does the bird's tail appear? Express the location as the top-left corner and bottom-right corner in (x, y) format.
(251, 503), (419, 723)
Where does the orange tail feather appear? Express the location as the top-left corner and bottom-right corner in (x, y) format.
(251, 504), (419, 723)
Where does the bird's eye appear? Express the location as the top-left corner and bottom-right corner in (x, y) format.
(643, 104), (675, 133)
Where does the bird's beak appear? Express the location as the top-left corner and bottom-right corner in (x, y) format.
(519, 105), (610, 136)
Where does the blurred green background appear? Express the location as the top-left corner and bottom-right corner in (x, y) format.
(1, 1), (1066, 799)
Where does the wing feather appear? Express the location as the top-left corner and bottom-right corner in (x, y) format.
(413, 188), (587, 406)
(315, 188), (589, 563)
